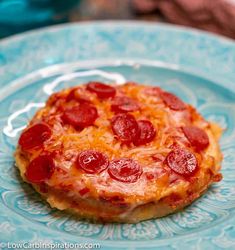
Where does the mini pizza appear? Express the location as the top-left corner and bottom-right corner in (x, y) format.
(15, 82), (223, 223)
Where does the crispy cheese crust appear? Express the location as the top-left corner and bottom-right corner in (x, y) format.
(15, 82), (223, 223)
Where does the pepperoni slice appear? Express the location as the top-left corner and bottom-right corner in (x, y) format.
(182, 126), (209, 151)
(63, 104), (98, 128)
(166, 148), (198, 177)
(161, 91), (186, 111)
(86, 82), (116, 99)
(25, 155), (55, 183)
(76, 150), (109, 174)
(111, 96), (140, 113)
(19, 123), (52, 151)
(108, 158), (143, 183)
(111, 113), (140, 143)
(134, 120), (156, 146)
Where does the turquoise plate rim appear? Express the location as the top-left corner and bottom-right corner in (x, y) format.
(1, 21), (235, 91)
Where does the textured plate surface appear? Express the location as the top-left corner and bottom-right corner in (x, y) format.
(0, 22), (235, 250)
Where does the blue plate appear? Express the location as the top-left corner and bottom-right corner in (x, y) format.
(0, 22), (235, 250)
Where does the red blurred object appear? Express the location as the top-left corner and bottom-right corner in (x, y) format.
(132, 0), (235, 39)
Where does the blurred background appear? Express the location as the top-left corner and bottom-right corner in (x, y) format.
(0, 0), (235, 39)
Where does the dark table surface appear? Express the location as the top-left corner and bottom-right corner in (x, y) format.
(69, 0), (165, 22)
(1, 0), (234, 39)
